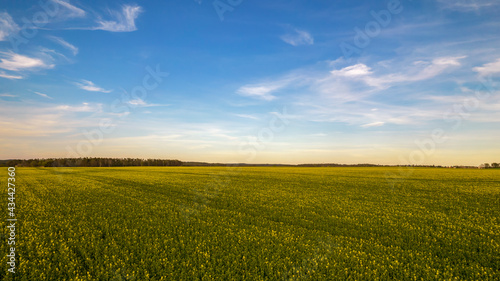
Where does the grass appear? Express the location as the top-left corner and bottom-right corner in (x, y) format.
(1, 167), (499, 280)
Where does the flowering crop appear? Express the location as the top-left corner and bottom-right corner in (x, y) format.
(1, 167), (498, 280)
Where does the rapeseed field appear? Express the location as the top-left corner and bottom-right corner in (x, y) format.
(1, 167), (499, 280)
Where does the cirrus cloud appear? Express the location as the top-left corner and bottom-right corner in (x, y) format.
(437, 0), (499, 11)
(281, 29), (314, 46)
(0, 12), (20, 41)
(0, 52), (54, 72)
(48, 36), (79, 56)
(331, 64), (373, 77)
(52, 0), (86, 18)
(75, 80), (112, 93)
(94, 5), (143, 32)
(0, 71), (23, 80)
(473, 59), (500, 76)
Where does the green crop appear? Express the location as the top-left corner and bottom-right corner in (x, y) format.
(1, 167), (499, 280)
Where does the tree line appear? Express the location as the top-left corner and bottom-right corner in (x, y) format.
(1, 159), (498, 168)
(482, 163), (500, 169)
(0, 158), (182, 167)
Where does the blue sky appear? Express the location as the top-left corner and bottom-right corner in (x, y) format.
(0, 0), (499, 165)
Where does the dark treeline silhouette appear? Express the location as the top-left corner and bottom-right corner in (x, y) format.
(182, 162), (298, 167)
(0, 159), (496, 168)
(298, 163), (384, 167)
(0, 158), (182, 167)
(482, 163), (500, 169)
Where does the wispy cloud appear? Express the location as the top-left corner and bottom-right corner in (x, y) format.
(437, 0), (499, 11)
(237, 85), (279, 101)
(236, 77), (298, 101)
(382, 56), (466, 85)
(330, 56), (466, 88)
(0, 101), (103, 138)
(75, 80), (112, 93)
(330, 64), (373, 77)
(281, 28), (314, 46)
(0, 93), (17, 97)
(235, 55), (473, 129)
(94, 5), (143, 32)
(361, 121), (385, 128)
(237, 56), (466, 106)
(473, 58), (500, 76)
(48, 36), (78, 55)
(0, 12), (20, 41)
(127, 98), (169, 107)
(0, 71), (23, 80)
(55, 102), (101, 112)
(33, 91), (53, 99)
(0, 52), (54, 72)
(52, 0), (86, 18)
(127, 99), (147, 106)
(234, 114), (259, 120)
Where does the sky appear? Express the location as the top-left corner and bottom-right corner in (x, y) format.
(0, 0), (499, 165)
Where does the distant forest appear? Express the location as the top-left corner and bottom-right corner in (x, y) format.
(0, 158), (182, 167)
(0, 158), (498, 168)
(481, 163), (500, 169)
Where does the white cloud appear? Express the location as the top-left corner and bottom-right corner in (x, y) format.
(281, 29), (314, 46)
(55, 102), (101, 112)
(311, 58), (455, 102)
(52, 0), (86, 18)
(310, 133), (328, 137)
(33, 91), (53, 99)
(75, 80), (112, 93)
(433, 57), (463, 66)
(236, 56), (472, 128)
(0, 52), (54, 72)
(0, 93), (17, 97)
(236, 76), (299, 101)
(234, 114), (259, 120)
(0, 101), (103, 139)
(48, 36), (78, 55)
(331, 56), (466, 88)
(127, 98), (168, 107)
(331, 64), (373, 77)
(473, 59), (500, 76)
(237, 85), (279, 101)
(387, 56), (466, 83)
(437, 0), (499, 11)
(0, 71), (23, 80)
(0, 12), (20, 41)
(128, 99), (147, 106)
(95, 5), (142, 32)
(361, 122), (385, 128)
